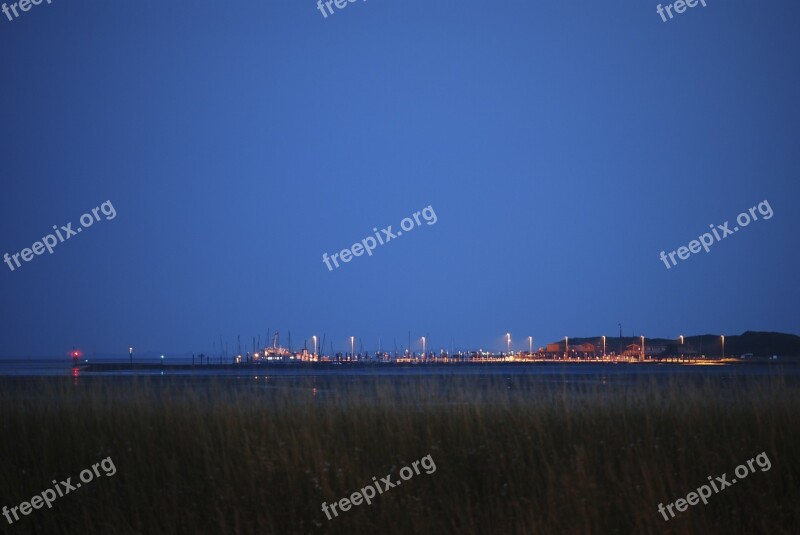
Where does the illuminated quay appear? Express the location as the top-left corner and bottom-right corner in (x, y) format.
(222, 333), (739, 365)
(75, 333), (785, 370)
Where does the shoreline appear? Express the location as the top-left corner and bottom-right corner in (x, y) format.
(78, 358), (790, 372)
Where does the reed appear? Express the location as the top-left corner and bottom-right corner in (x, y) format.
(1, 370), (798, 534)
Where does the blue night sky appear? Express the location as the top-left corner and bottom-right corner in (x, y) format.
(1, 1), (798, 357)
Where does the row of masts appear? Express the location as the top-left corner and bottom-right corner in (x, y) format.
(210, 329), (441, 363)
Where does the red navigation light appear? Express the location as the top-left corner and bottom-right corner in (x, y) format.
(71, 350), (81, 359)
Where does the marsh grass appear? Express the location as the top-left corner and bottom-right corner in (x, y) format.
(1, 370), (798, 534)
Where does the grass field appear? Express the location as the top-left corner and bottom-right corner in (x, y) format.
(1, 368), (798, 534)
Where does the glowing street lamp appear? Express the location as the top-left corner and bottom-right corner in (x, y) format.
(129, 346), (133, 366)
(312, 335), (317, 358)
(640, 336), (645, 361)
(602, 335), (606, 358)
(421, 336), (426, 358)
(506, 333), (511, 355)
(679, 335), (684, 361)
(350, 336), (355, 359)
(565, 336), (569, 359)
(721, 335), (725, 359)
(528, 336), (533, 356)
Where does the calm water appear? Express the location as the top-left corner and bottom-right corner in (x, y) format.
(2, 359), (797, 407)
(0, 358), (796, 381)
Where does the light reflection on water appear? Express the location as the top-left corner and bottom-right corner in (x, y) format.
(3, 359), (800, 404)
(1, 361), (797, 409)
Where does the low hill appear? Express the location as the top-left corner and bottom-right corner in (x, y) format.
(555, 331), (800, 357)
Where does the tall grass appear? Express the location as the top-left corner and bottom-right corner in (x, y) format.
(1, 369), (798, 534)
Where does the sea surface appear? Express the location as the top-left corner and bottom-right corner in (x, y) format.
(2, 358), (797, 407)
(0, 357), (797, 381)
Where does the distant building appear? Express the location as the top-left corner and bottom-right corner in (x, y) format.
(622, 343), (667, 357)
(545, 343), (562, 353)
(545, 342), (596, 358)
(623, 344), (642, 358)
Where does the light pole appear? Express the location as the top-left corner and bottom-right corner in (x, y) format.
(129, 346), (133, 367)
(528, 336), (533, 356)
(602, 335), (606, 359)
(721, 335), (725, 359)
(506, 333), (511, 355)
(350, 336), (355, 360)
(312, 335), (317, 359)
(565, 336), (569, 360)
(679, 335), (684, 362)
(640, 336), (645, 361)
(421, 336), (426, 359)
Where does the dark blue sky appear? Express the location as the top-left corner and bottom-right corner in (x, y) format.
(1, 1), (798, 357)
